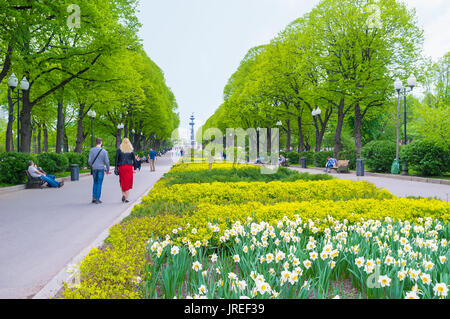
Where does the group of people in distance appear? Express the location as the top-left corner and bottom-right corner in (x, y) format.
(27, 137), (159, 205)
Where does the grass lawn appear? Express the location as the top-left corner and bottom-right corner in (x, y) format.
(0, 183), (15, 188)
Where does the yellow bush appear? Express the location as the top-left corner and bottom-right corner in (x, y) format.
(62, 214), (183, 299)
(142, 180), (394, 205)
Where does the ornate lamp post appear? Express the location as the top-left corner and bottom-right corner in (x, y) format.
(87, 110), (96, 148)
(311, 108), (321, 166)
(117, 123), (124, 139)
(394, 74), (416, 175)
(8, 73), (29, 152)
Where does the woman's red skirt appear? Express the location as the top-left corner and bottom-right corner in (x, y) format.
(118, 164), (133, 192)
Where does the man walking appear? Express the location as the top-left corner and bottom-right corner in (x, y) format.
(89, 138), (111, 204)
(149, 148), (157, 172)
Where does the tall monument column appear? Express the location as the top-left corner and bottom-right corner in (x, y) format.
(189, 114), (195, 148)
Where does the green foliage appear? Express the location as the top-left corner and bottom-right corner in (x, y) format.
(36, 153), (69, 174)
(361, 141), (397, 173)
(103, 147), (117, 167)
(162, 166), (332, 186)
(314, 151), (334, 168)
(0, 152), (35, 185)
(64, 152), (86, 168)
(286, 152), (300, 165)
(280, 150), (299, 164)
(300, 151), (315, 166)
(410, 103), (450, 148)
(400, 140), (450, 176)
(81, 150), (91, 168)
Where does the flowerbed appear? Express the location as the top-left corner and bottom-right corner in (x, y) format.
(141, 180), (393, 205)
(145, 215), (449, 299)
(62, 162), (449, 299)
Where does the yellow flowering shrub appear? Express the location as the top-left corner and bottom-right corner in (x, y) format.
(62, 214), (183, 299)
(142, 180), (394, 205)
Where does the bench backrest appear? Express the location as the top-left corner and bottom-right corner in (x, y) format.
(338, 160), (349, 167)
(24, 169), (40, 181)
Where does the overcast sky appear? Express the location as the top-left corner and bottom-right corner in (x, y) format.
(136, 0), (450, 133)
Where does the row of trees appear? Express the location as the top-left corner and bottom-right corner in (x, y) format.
(203, 0), (430, 161)
(0, 0), (179, 154)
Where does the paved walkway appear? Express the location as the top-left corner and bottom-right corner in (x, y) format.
(291, 167), (450, 202)
(0, 153), (175, 299)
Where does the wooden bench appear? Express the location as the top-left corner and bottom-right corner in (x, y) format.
(331, 160), (350, 174)
(24, 170), (45, 189)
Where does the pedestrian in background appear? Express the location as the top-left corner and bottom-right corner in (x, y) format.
(115, 138), (137, 203)
(89, 138), (111, 204)
(149, 148), (157, 172)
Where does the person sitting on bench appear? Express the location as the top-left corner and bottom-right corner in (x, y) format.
(279, 154), (288, 167)
(325, 157), (338, 173)
(28, 161), (64, 188)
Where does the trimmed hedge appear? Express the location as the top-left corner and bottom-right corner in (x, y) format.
(64, 152), (86, 168)
(300, 151), (315, 166)
(103, 147), (116, 166)
(0, 152), (35, 185)
(280, 151), (300, 165)
(400, 139), (450, 176)
(36, 153), (69, 174)
(361, 140), (396, 173)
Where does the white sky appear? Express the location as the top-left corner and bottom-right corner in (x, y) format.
(137, 0), (449, 134)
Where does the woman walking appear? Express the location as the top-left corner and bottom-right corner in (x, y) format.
(115, 138), (137, 203)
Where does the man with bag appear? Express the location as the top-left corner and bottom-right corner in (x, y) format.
(89, 138), (111, 204)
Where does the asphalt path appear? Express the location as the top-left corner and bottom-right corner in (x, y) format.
(0, 153), (175, 299)
(290, 166), (450, 201)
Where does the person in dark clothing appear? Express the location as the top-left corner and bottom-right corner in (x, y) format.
(115, 138), (137, 203)
(134, 155), (142, 171)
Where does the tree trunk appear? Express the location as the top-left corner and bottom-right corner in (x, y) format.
(20, 89), (32, 153)
(314, 119), (321, 152)
(75, 104), (86, 153)
(56, 97), (64, 153)
(115, 131), (121, 149)
(43, 124), (49, 153)
(63, 130), (69, 153)
(286, 119), (291, 151)
(354, 103), (363, 159)
(37, 124), (41, 154)
(33, 126), (37, 154)
(334, 98), (345, 159)
(298, 116), (304, 154)
(6, 89), (14, 152)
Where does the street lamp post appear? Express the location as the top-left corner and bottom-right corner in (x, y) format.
(117, 123), (124, 138)
(88, 110), (97, 148)
(311, 108), (321, 167)
(394, 74), (416, 176)
(8, 73), (29, 152)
